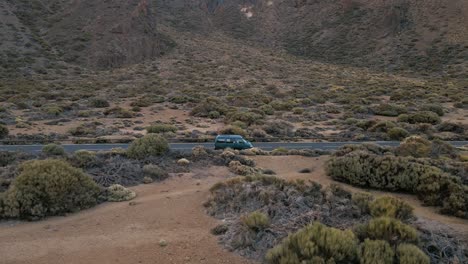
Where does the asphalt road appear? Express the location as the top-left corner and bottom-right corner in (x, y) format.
(0, 141), (466, 153)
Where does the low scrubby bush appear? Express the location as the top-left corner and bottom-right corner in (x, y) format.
(127, 134), (169, 159)
(326, 148), (467, 216)
(352, 192), (374, 214)
(241, 211), (270, 231)
(1, 159), (99, 220)
(387, 127), (409, 140)
(369, 196), (413, 221)
(89, 98), (110, 108)
(396, 244), (430, 264)
(372, 103), (407, 117)
(395, 136), (432, 158)
(398, 111), (441, 124)
(106, 184), (136, 202)
(421, 104), (444, 116)
(42, 143), (65, 156)
(69, 150), (97, 168)
(191, 97), (228, 117)
(263, 120), (294, 137)
(355, 217), (419, 245)
(143, 164), (168, 181)
(219, 126), (247, 137)
(436, 122), (465, 134)
(266, 222), (358, 263)
(146, 124), (177, 134)
(357, 239), (394, 264)
(0, 124), (8, 139)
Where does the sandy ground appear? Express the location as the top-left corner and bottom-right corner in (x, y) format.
(0, 167), (253, 264)
(253, 155), (468, 238)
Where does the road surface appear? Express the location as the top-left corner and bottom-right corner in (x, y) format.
(0, 141), (466, 153)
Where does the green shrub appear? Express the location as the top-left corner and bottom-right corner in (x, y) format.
(1, 159), (99, 220)
(0, 124), (8, 139)
(266, 222), (358, 263)
(208, 111), (220, 119)
(421, 104), (444, 116)
(270, 100), (296, 111)
(104, 107), (134, 118)
(259, 104), (274, 115)
(396, 244), (430, 264)
(106, 184), (136, 202)
(42, 104), (63, 116)
(127, 134), (169, 159)
(326, 149), (464, 211)
(89, 98), (110, 108)
(441, 183), (468, 218)
(357, 239), (394, 264)
(69, 150), (96, 168)
(42, 144), (65, 156)
(398, 111), (441, 124)
(436, 122), (465, 133)
(263, 120), (294, 137)
(146, 124), (177, 134)
(219, 126), (247, 137)
(130, 97), (153, 107)
(372, 104), (407, 117)
(241, 211), (270, 231)
(387, 127), (409, 140)
(143, 164), (169, 181)
(352, 192), (374, 214)
(190, 97), (228, 117)
(355, 217), (418, 245)
(369, 121), (396, 133)
(395, 136), (432, 158)
(369, 196), (413, 220)
(227, 111), (263, 126)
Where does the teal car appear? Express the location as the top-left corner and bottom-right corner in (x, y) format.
(214, 135), (253, 150)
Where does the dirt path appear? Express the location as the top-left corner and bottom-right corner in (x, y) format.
(253, 155), (468, 238)
(0, 167), (253, 264)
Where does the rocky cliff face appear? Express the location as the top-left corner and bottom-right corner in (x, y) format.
(170, 0), (467, 74)
(2, 0), (174, 72)
(2, 0), (467, 75)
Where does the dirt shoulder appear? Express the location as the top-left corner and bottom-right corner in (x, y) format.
(0, 166), (253, 264)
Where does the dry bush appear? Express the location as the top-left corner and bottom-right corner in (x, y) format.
(127, 134), (169, 159)
(372, 103), (407, 117)
(395, 136), (432, 158)
(142, 164), (168, 181)
(387, 127), (409, 140)
(105, 184), (136, 202)
(89, 98), (109, 108)
(398, 111), (441, 125)
(68, 150), (97, 168)
(146, 124), (177, 134)
(352, 192), (374, 214)
(369, 196), (414, 221)
(241, 211), (270, 231)
(396, 244), (430, 264)
(326, 146), (467, 218)
(266, 222), (358, 264)
(355, 217), (419, 245)
(357, 239), (394, 264)
(42, 143), (65, 156)
(1, 159), (99, 220)
(228, 160), (256, 175)
(0, 124), (8, 139)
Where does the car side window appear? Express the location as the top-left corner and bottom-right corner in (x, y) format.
(217, 138), (225, 143)
(226, 138), (232, 143)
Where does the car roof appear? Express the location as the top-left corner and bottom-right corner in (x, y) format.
(216, 134), (243, 139)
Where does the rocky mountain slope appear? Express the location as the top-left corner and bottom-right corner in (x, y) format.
(1, 0), (467, 77)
